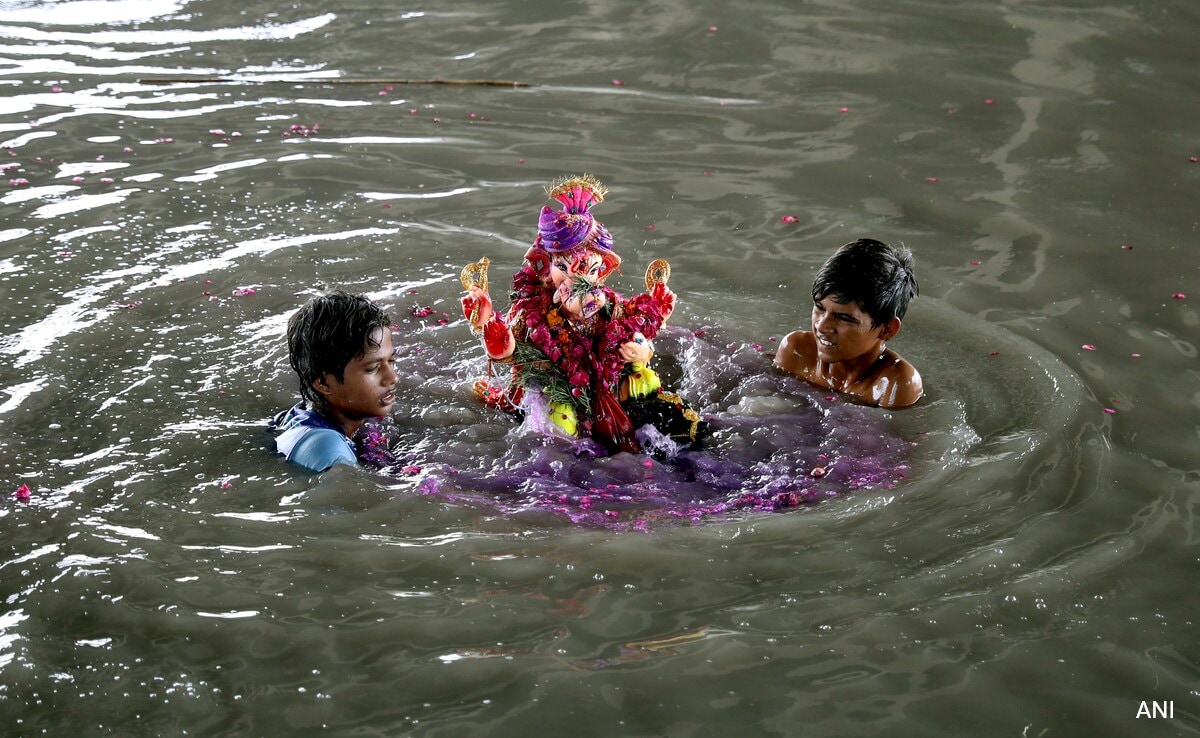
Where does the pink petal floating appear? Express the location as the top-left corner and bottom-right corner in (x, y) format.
(100, 177), (114, 184)
(1173, 292), (1186, 299)
(232, 287), (256, 296)
(1190, 157), (1199, 163)
(9, 178), (29, 186)
(1131, 353), (1141, 358)
(612, 79), (624, 86)
(780, 215), (799, 224)
(1103, 408), (1116, 414)
(989, 351), (1000, 356)
(708, 25), (718, 32)
(646, 224), (656, 230)
(1081, 344), (1096, 351)
(1121, 244), (1133, 250)
(72, 176), (84, 183)
(970, 260), (981, 266)
(13, 484), (30, 502)
(984, 98), (995, 105)
(402, 465), (422, 475)
(926, 177), (939, 183)
(220, 481), (232, 489)
(839, 107), (850, 113)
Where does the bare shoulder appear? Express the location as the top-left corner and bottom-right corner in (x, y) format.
(775, 330), (817, 377)
(874, 350), (923, 409)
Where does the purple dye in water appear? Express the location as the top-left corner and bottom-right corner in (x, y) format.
(356, 323), (914, 528)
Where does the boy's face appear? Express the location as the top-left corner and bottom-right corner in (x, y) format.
(316, 329), (397, 424)
(810, 295), (891, 364)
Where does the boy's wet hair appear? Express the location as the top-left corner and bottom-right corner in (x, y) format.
(812, 238), (919, 327)
(287, 291), (392, 406)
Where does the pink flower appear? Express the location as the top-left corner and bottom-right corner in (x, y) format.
(13, 484), (30, 502)
(780, 215), (799, 224)
(1173, 292), (1186, 299)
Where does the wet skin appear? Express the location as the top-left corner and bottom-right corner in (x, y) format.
(775, 296), (922, 409)
(314, 328), (398, 436)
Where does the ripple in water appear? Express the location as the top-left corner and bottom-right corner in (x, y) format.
(355, 322), (920, 529)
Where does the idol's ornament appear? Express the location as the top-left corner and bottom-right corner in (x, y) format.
(461, 175), (707, 453)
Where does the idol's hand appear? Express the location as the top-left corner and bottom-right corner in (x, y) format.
(461, 286), (493, 330)
(619, 333), (654, 364)
(650, 282), (676, 320)
(482, 316), (515, 360)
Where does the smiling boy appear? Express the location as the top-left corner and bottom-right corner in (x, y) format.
(775, 239), (923, 409)
(272, 291), (398, 472)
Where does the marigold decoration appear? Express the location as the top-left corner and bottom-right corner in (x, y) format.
(460, 175), (708, 453)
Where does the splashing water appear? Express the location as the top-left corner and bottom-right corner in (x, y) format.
(356, 323), (916, 529)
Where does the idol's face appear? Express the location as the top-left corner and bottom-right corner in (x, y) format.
(548, 250), (605, 289)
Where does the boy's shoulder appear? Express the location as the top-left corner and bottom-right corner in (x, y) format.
(774, 330), (819, 376)
(873, 349), (923, 408)
(272, 403), (356, 473)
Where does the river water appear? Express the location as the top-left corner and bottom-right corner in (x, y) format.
(1, 0), (1197, 735)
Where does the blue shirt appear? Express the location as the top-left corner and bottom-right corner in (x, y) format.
(272, 403), (357, 473)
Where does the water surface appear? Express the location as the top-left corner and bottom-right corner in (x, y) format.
(1, 0), (1198, 735)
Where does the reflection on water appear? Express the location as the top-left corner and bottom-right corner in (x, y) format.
(2, 0), (1198, 735)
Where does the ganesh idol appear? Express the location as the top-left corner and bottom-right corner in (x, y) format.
(460, 174), (707, 454)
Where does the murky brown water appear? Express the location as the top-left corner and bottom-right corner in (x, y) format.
(1, 1), (1197, 735)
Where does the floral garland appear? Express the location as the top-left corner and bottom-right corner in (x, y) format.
(505, 259), (668, 422)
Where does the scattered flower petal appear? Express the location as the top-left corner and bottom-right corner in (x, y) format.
(926, 177), (939, 182)
(984, 98), (995, 105)
(780, 215), (799, 224)
(12, 484), (30, 502)
(1121, 244), (1133, 250)
(1172, 292), (1186, 299)
(839, 107), (850, 113)
(1081, 344), (1096, 351)
(612, 79), (624, 86)
(1103, 408), (1116, 414)
(232, 287), (257, 296)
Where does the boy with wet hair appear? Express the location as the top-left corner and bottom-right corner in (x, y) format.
(272, 291), (398, 472)
(775, 238), (923, 408)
